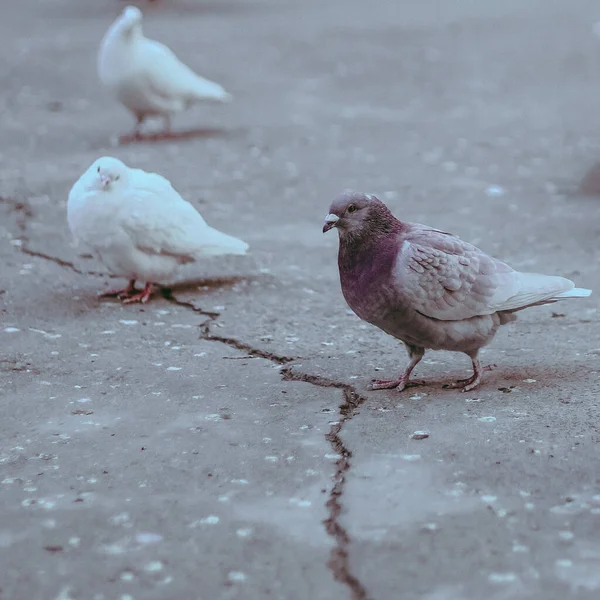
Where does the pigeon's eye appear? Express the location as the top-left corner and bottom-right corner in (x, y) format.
(347, 204), (357, 214)
(115, 175), (120, 181)
(97, 166), (100, 173)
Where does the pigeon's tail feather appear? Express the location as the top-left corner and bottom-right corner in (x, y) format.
(196, 227), (249, 257)
(188, 75), (232, 103)
(498, 273), (591, 313)
(555, 287), (592, 299)
(213, 90), (233, 103)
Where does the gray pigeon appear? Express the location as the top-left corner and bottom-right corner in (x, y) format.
(323, 190), (592, 392)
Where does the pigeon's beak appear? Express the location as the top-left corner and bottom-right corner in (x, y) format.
(323, 214), (340, 233)
(100, 174), (111, 188)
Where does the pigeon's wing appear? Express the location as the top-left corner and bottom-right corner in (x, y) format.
(118, 183), (247, 259)
(138, 39), (230, 102)
(128, 167), (185, 201)
(394, 227), (539, 321)
(394, 227), (576, 320)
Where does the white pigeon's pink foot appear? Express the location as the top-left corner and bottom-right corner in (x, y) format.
(149, 131), (178, 141)
(121, 283), (154, 304)
(100, 279), (138, 300)
(118, 131), (182, 145)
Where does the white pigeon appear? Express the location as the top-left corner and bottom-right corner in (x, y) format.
(97, 6), (232, 137)
(67, 156), (249, 304)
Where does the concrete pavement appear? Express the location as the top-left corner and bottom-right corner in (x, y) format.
(1, 1), (600, 599)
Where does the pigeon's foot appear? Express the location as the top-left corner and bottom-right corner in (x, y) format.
(372, 348), (426, 392)
(121, 283), (154, 305)
(371, 378), (425, 392)
(100, 279), (138, 300)
(372, 377), (404, 390)
(119, 131), (180, 144)
(446, 372), (480, 392)
(119, 131), (145, 145)
(444, 363), (497, 392)
(148, 131), (180, 141)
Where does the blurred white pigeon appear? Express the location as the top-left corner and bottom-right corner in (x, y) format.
(67, 156), (249, 304)
(98, 6), (232, 138)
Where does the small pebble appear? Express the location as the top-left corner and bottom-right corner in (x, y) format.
(481, 495), (497, 503)
(191, 515), (220, 526)
(486, 185), (505, 197)
(236, 528), (252, 537)
(135, 532), (163, 544)
(289, 498), (312, 507)
(488, 573), (517, 583)
(410, 431), (429, 440)
(555, 559), (573, 568)
(144, 561), (163, 573)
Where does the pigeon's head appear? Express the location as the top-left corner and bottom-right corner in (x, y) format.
(116, 6), (143, 37)
(88, 157), (130, 192)
(122, 6), (143, 25)
(323, 190), (395, 237)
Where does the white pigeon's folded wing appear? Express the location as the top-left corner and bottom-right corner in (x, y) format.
(139, 40), (231, 103)
(119, 187), (247, 259)
(393, 227), (574, 321)
(128, 168), (188, 202)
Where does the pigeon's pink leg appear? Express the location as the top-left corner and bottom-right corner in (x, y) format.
(122, 282), (154, 305)
(133, 115), (145, 138)
(447, 356), (496, 392)
(163, 114), (172, 135)
(372, 346), (424, 392)
(118, 116), (146, 145)
(100, 279), (138, 300)
(142, 115), (179, 142)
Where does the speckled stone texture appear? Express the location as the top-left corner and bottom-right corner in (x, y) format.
(1, 1), (600, 599)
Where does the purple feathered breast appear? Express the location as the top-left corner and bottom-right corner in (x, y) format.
(338, 234), (402, 323)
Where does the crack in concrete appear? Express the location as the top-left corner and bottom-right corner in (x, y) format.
(20, 246), (88, 274)
(198, 315), (371, 600)
(203, 332), (297, 365)
(2, 196), (371, 599)
(2, 196), (116, 278)
(160, 287), (221, 320)
(281, 369), (370, 600)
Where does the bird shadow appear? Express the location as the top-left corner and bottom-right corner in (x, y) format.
(160, 274), (259, 296)
(117, 127), (230, 146)
(372, 363), (589, 398)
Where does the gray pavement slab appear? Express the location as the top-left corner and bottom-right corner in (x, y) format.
(2, 1), (600, 599)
